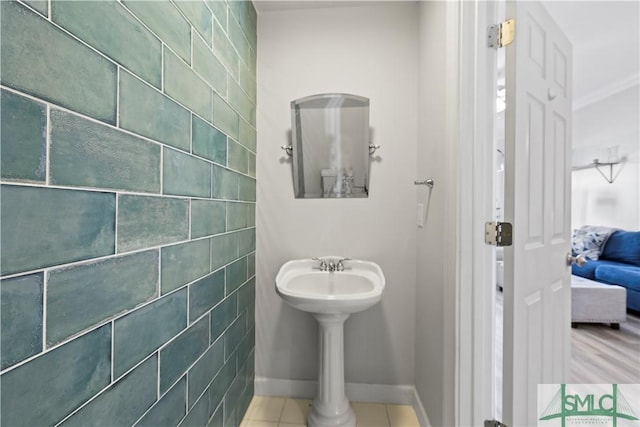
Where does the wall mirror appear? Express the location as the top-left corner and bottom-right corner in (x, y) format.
(289, 93), (372, 198)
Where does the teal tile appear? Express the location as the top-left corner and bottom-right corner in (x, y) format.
(237, 380), (254, 425)
(223, 364), (245, 426)
(238, 229), (256, 257)
(206, 1), (227, 28)
(249, 44), (257, 77)
(120, 71), (190, 151)
(164, 48), (212, 120)
(189, 270), (225, 322)
(247, 253), (255, 278)
(52, 1), (161, 88)
(226, 202), (247, 231)
(246, 3), (258, 49)
(238, 175), (256, 202)
(136, 377), (186, 427)
(191, 200), (226, 239)
(0, 324), (111, 426)
(0, 185), (115, 276)
(164, 148), (212, 198)
(193, 115), (227, 164)
(47, 250), (158, 346)
(213, 94), (239, 140)
(245, 352), (255, 381)
(248, 153), (256, 178)
(208, 357), (236, 412)
(212, 166), (239, 200)
(114, 289), (187, 378)
(174, 1), (213, 45)
(117, 194), (189, 252)
(23, 0), (47, 16)
(60, 356), (158, 427)
(227, 140), (248, 174)
(0, 273), (43, 370)
(1, 2), (116, 124)
(238, 118), (256, 152)
(228, 0), (256, 51)
(247, 204), (255, 227)
(239, 63), (256, 103)
(227, 15), (250, 66)
(210, 294), (236, 343)
(180, 390), (209, 427)
(226, 258), (247, 295)
(122, 0), (191, 63)
(160, 316), (209, 392)
(208, 402), (224, 427)
(237, 279), (254, 313)
(228, 79), (254, 125)
(232, 354), (247, 394)
(161, 239), (211, 294)
(187, 339), (224, 407)
(193, 35), (227, 97)
(50, 109), (161, 193)
(212, 20), (239, 78)
(210, 233), (239, 272)
(0, 90), (46, 182)
(224, 311), (247, 360)
(224, 406), (236, 427)
(246, 299), (255, 332)
(237, 327), (254, 368)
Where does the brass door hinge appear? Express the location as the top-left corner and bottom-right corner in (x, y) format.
(488, 19), (515, 48)
(485, 222), (513, 247)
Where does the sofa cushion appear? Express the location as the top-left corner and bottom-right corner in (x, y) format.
(600, 230), (640, 266)
(595, 264), (640, 292)
(571, 260), (598, 279)
(572, 259), (631, 280)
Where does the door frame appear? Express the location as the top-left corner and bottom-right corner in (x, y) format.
(452, 1), (500, 426)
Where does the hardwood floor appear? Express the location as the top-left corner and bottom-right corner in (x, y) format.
(570, 311), (640, 383)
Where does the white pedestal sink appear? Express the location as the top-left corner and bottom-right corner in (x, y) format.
(275, 258), (385, 427)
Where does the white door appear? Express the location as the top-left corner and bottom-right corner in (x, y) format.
(502, 1), (573, 426)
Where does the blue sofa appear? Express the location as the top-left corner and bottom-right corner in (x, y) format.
(572, 230), (640, 312)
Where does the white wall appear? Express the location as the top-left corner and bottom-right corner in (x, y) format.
(415, 2), (454, 426)
(256, 3), (419, 386)
(571, 85), (640, 231)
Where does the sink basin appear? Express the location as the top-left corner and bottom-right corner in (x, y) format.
(275, 258), (385, 314)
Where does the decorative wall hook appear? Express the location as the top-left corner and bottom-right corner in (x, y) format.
(414, 178), (434, 188)
(369, 144), (381, 155)
(281, 145), (293, 156)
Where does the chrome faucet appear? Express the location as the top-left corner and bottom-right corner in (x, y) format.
(312, 257), (351, 272)
(313, 257), (328, 271)
(336, 258), (351, 271)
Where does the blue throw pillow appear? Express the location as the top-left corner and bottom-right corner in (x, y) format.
(571, 228), (608, 260)
(601, 231), (640, 266)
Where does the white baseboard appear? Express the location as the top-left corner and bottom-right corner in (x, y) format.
(411, 387), (431, 427)
(254, 377), (431, 426)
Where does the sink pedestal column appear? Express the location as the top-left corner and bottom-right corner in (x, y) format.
(308, 313), (356, 427)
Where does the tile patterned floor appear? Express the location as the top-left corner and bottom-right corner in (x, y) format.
(240, 396), (421, 427)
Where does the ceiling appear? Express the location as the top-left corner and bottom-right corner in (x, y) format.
(254, 1), (640, 109)
(543, 1), (639, 109)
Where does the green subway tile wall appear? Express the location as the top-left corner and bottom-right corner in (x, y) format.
(0, 1), (256, 426)
(0, 90), (47, 182)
